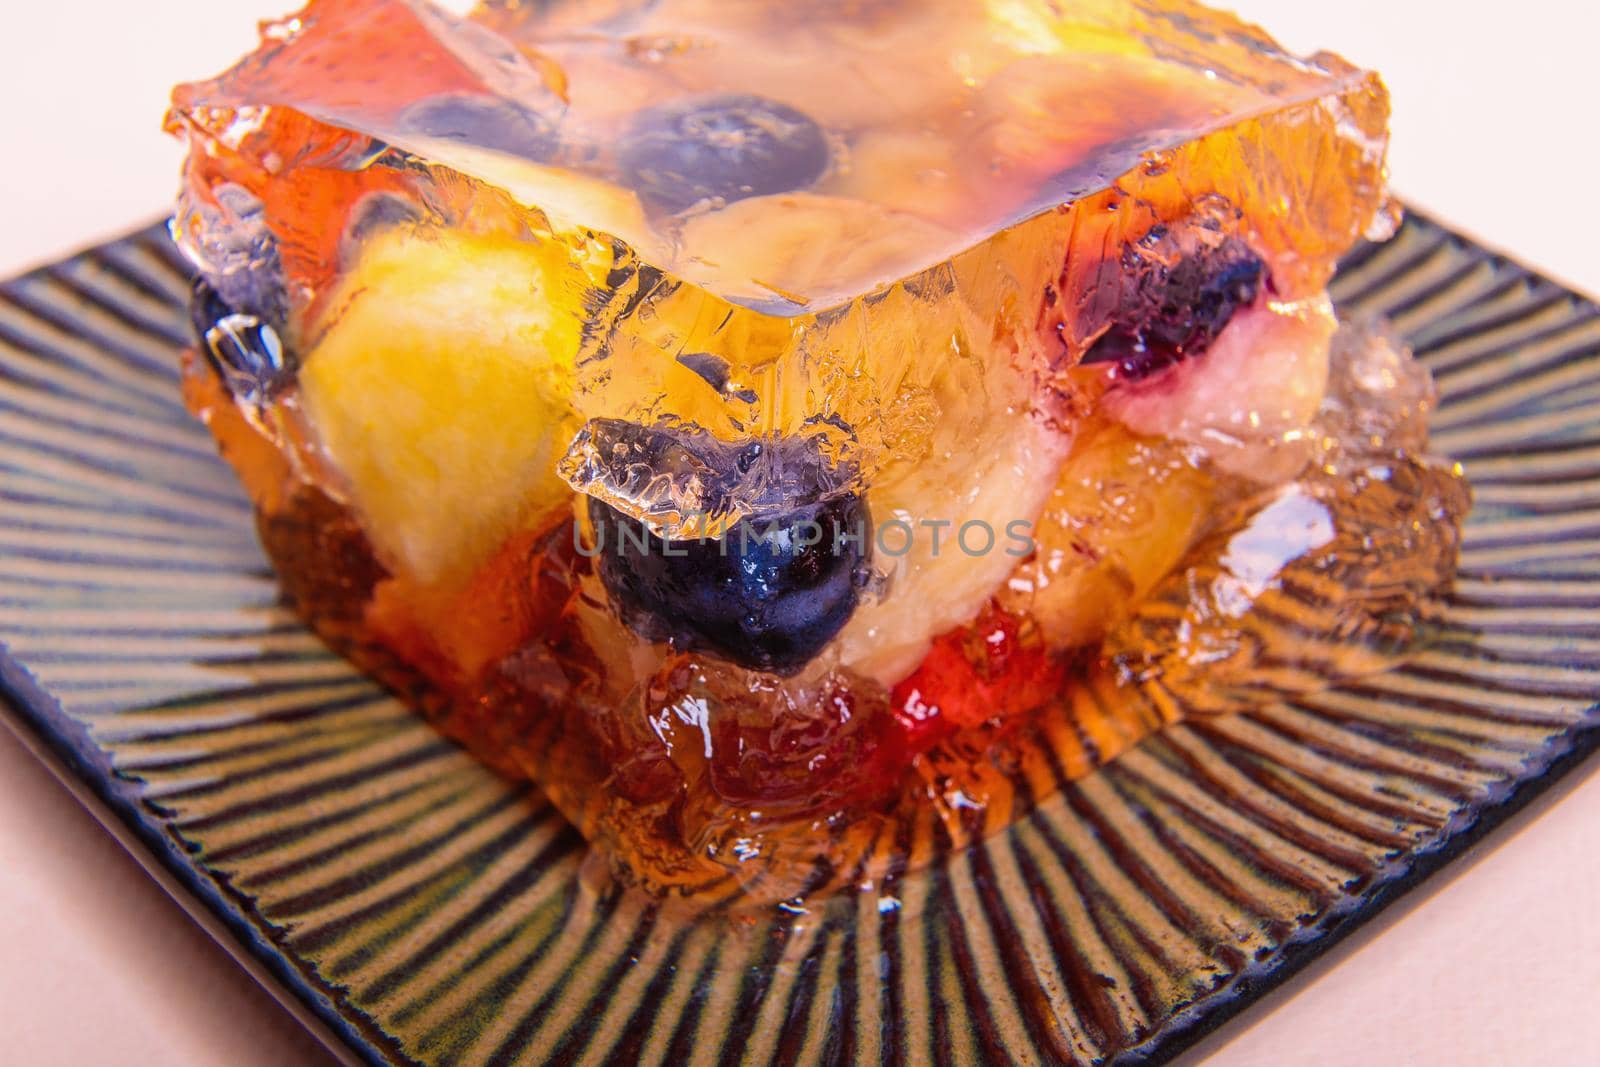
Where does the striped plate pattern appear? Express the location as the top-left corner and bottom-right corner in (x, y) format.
(1, 212), (1597, 1066)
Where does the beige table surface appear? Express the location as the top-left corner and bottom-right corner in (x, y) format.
(1, 2), (1598, 1064)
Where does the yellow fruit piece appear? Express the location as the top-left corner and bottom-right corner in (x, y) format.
(836, 411), (1069, 684)
(825, 130), (971, 225)
(980, 53), (1225, 186)
(413, 141), (664, 261)
(999, 421), (1217, 649)
(653, 0), (985, 131)
(300, 226), (582, 588)
(675, 192), (957, 310)
(826, 268), (1072, 685)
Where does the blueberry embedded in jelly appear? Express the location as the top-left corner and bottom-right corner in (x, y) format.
(1084, 234), (1266, 380)
(188, 278), (293, 400)
(175, 182), (289, 330)
(574, 422), (872, 674)
(589, 492), (871, 675)
(618, 94), (831, 214)
(398, 94), (558, 162)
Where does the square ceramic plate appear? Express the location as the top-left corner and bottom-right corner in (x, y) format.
(1, 210), (1597, 1066)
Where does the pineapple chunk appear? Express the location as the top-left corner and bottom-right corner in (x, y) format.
(300, 227), (582, 588)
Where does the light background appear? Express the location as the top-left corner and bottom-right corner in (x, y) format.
(0, 2), (1597, 1064)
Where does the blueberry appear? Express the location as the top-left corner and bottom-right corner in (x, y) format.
(188, 278), (293, 400)
(617, 94), (830, 213)
(398, 94), (557, 162)
(589, 491), (870, 675)
(1083, 234), (1265, 380)
(176, 182), (289, 329)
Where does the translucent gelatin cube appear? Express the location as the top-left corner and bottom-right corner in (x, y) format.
(162, 0), (1441, 899)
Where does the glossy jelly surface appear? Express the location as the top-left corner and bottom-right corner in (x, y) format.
(170, 0), (1392, 312)
(168, 0), (1464, 902)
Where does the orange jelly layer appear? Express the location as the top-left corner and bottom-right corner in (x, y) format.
(166, 0), (1465, 902)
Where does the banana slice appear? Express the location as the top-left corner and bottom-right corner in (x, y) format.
(837, 410), (1069, 685)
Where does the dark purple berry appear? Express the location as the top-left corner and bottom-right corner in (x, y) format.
(578, 423), (870, 674)
(590, 492), (870, 675)
(617, 94), (830, 214)
(188, 278), (293, 400)
(398, 94), (557, 162)
(1083, 234), (1266, 380)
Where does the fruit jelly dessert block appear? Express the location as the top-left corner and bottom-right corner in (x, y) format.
(166, 0), (1443, 896)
